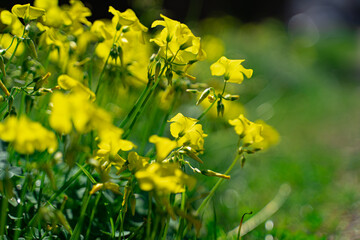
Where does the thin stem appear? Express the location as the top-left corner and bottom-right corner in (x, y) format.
(197, 88), (218, 120)
(146, 192), (152, 239)
(196, 153), (241, 214)
(119, 83), (150, 128)
(85, 192), (102, 240)
(95, 52), (111, 95)
(0, 183), (9, 238)
(122, 72), (163, 139)
(13, 173), (29, 240)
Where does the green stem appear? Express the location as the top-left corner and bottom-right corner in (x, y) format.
(85, 192), (102, 240)
(197, 96), (217, 120)
(161, 216), (170, 240)
(122, 74), (162, 139)
(0, 185), (9, 238)
(28, 165), (86, 227)
(176, 191), (187, 240)
(196, 153), (241, 215)
(70, 188), (91, 240)
(146, 192), (152, 239)
(95, 52), (111, 95)
(119, 83), (151, 129)
(13, 173), (29, 240)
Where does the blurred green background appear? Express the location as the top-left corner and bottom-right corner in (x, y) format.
(154, 1), (359, 238)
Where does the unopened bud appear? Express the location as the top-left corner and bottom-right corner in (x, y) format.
(217, 100), (224, 117)
(117, 45), (123, 64)
(154, 61), (162, 80)
(166, 68), (173, 86)
(25, 95), (34, 113)
(240, 155), (246, 168)
(25, 38), (38, 58)
(7, 95), (13, 111)
(183, 146), (203, 164)
(130, 194), (136, 216)
(89, 183), (103, 195)
(196, 88), (211, 106)
(122, 26), (130, 33)
(208, 95), (215, 103)
(149, 53), (156, 62)
(201, 169), (230, 179)
(0, 55), (5, 76)
(186, 89), (199, 94)
(223, 94), (240, 101)
(110, 44), (118, 59)
(116, 22), (122, 31)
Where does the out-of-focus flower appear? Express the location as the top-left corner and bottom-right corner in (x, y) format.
(252, 120), (280, 150)
(109, 7), (148, 33)
(210, 56), (253, 84)
(149, 135), (178, 161)
(228, 114), (263, 145)
(11, 3), (45, 21)
(0, 33), (25, 58)
(135, 162), (196, 194)
(0, 116), (57, 154)
(57, 74), (95, 100)
(128, 151), (149, 172)
(49, 90), (111, 134)
(0, 10), (24, 36)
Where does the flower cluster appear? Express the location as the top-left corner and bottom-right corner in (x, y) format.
(0, 116), (57, 154)
(0, 2), (279, 238)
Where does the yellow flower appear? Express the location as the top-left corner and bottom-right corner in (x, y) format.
(150, 14), (205, 64)
(109, 7), (148, 33)
(135, 163), (196, 194)
(0, 116), (57, 155)
(49, 90), (112, 134)
(169, 113), (207, 151)
(0, 34), (25, 58)
(0, 10), (24, 36)
(34, 0), (69, 27)
(97, 124), (135, 156)
(210, 56), (253, 84)
(11, 3), (45, 21)
(128, 151), (149, 172)
(149, 135), (178, 161)
(228, 114), (264, 145)
(57, 74), (95, 101)
(252, 120), (280, 150)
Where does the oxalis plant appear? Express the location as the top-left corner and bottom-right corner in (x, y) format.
(0, 2), (279, 239)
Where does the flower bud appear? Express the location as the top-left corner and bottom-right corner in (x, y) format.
(122, 26), (130, 33)
(110, 44), (118, 59)
(166, 67), (173, 86)
(0, 55), (6, 76)
(130, 194), (136, 216)
(201, 169), (230, 179)
(25, 38), (38, 59)
(223, 94), (240, 101)
(25, 95), (34, 113)
(240, 155), (246, 168)
(154, 61), (162, 80)
(196, 88), (211, 106)
(207, 95), (215, 103)
(183, 146), (203, 164)
(217, 100), (224, 117)
(117, 45), (123, 64)
(186, 89), (199, 94)
(116, 22), (122, 31)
